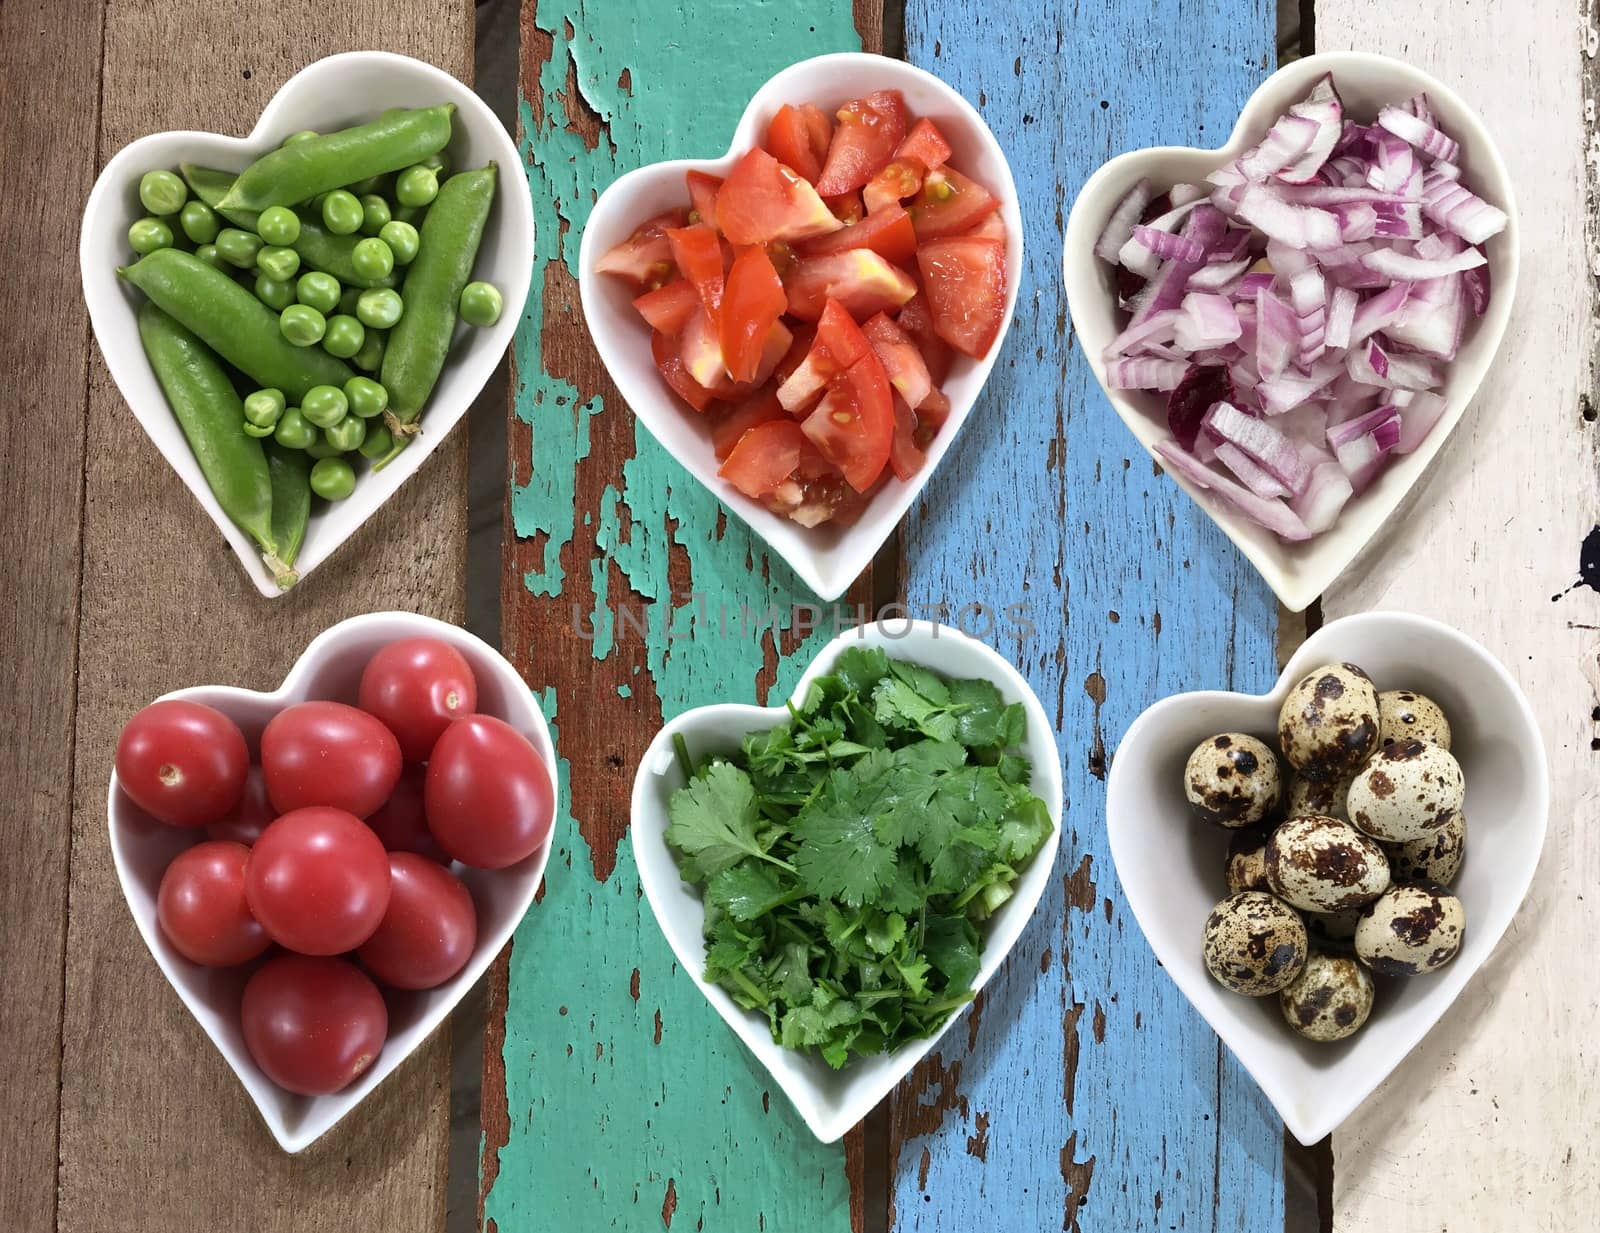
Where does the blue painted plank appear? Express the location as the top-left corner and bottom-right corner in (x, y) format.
(892, 4), (1285, 1230)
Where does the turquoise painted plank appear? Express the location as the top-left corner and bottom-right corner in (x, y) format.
(893, 3), (1285, 1230)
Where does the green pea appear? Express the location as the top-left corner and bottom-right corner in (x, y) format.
(280, 304), (327, 347)
(273, 406), (317, 449)
(283, 129), (320, 146)
(348, 174), (387, 196)
(243, 388), (287, 427)
(359, 194), (392, 236)
(344, 376), (389, 418)
(242, 420), (276, 438)
(257, 205), (302, 246)
(129, 217), (174, 255)
(306, 437), (347, 460)
(390, 202), (428, 226)
(419, 151), (449, 178)
(139, 169), (188, 216)
(301, 384), (348, 427)
(358, 422), (395, 459)
(338, 286), (363, 317)
(459, 281), (503, 327)
(323, 314), (365, 359)
(324, 414), (367, 452)
(356, 287), (404, 330)
(257, 245), (300, 281)
(394, 166), (439, 208)
(351, 237), (395, 282)
(321, 189), (364, 236)
(295, 271), (341, 313)
(179, 200), (220, 245)
(377, 220), (420, 266)
(255, 273), (295, 310)
(216, 227), (263, 268)
(310, 457), (357, 498)
(352, 328), (386, 373)
(193, 243), (225, 270)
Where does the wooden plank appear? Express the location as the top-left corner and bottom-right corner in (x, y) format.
(482, 4), (885, 1231)
(887, 3), (1287, 1229)
(54, 5), (471, 1231)
(0, 1), (103, 1228)
(1313, 3), (1600, 1228)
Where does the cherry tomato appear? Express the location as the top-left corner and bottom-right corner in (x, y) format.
(241, 955), (387, 1095)
(245, 807), (391, 954)
(208, 765), (273, 845)
(115, 699), (248, 827)
(260, 701), (401, 818)
(357, 637), (478, 763)
(424, 715), (554, 869)
(357, 854), (477, 989)
(156, 840), (270, 966)
(365, 765), (448, 862)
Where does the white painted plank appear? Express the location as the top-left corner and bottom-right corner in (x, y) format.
(1314, 3), (1600, 1228)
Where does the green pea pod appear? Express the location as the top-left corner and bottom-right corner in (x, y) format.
(121, 249), (355, 402)
(136, 301), (283, 573)
(218, 105), (455, 214)
(264, 442), (311, 575)
(182, 165), (396, 289)
(381, 164), (496, 425)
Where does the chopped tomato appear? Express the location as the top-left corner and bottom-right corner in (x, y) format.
(652, 330), (714, 412)
(800, 350), (893, 492)
(778, 299), (871, 413)
(712, 387), (787, 460)
(595, 208), (689, 289)
(917, 236), (1006, 359)
(888, 394), (926, 481)
(774, 323), (815, 386)
(800, 105), (833, 168)
(719, 419), (810, 498)
(686, 171), (723, 231)
(716, 148), (843, 246)
(909, 166), (1000, 240)
(632, 279), (700, 336)
(666, 225), (726, 319)
(816, 90), (908, 197)
(766, 105), (825, 184)
(720, 246), (788, 384)
(896, 293), (954, 384)
(782, 249), (918, 322)
(915, 387), (952, 446)
(863, 160), (925, 215)
(679, 307), (727, 390)
(895, 118), (952, 171)
(825, 191), (864, 225)
(796, 205), (917, 265)
(861, 312), (933, 410)
(965, 212), (1007, 242)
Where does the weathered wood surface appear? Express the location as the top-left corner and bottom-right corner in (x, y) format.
(1316, 2), (1600, 1228)
(39, 3), (472, 1230)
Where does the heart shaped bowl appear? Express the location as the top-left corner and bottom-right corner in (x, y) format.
(1062, 52), (1519, 613)
(80, 51), (535, 597)
(631, 620), (1062, 1141)
(107, 611), (557, 1152)
(578, 52), (1022, 601)
(1106, 611), (1547, 1145)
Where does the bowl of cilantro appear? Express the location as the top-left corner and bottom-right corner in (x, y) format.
(631, 619), (1063, 1142)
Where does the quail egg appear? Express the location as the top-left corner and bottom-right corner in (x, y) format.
(1355, 883), (1465, 976)
(1378, 689), (1452, 751)
(1202, 891), (1308, 996)
(1264, 814), (1390, 912)
(1347, 738), (1464, 843)
(1384, 811), (1466, 885)
(1286, 770), (1355, 821)
(1184, 733), (1282, 828)
(1225, 828), (1271, 894)
(1279, 951), (1375, 1042)
(1304, 907), (1361, 951)
(1278, 663), (1380, 781)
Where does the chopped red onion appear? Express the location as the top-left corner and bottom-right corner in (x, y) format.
(1095, 178), (1153, 264)
(1395, 391), (1447, 452)
(1215, 441), (1289, 499)
(1292, 462), (1353, 533)
(1154, 441), (1313, 541)
(1377, 105), (1459, 163)
(1106, 356), (1188, 391)
(1204, 400), (1313, 493)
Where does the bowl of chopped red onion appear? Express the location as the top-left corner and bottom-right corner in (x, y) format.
(1063, 52), (1517, 612)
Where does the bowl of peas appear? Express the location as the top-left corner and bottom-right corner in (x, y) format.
(80, 51), (535, 596)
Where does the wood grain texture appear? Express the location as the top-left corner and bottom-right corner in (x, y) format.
(1316, 3), (1600, 1228)
(0, 1), (103, 1228)
(888, 2), (1287, 1229)
(53, 5), (470, 1231)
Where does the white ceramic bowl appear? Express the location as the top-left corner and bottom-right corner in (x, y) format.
(631, 620), (1062, 1141)
(80, 52), (535, 597)
(107, 611), (557, 1152)
(1063, 52), (1518, 613)
(1106, 611), (1547, 1145)
(579, 52), (1022, 601)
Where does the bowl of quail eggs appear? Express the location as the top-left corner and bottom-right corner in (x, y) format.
(1106, 611), (1548, 1145)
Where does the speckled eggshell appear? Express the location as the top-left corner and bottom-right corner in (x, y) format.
(1202, 891), (1308, 997)
(1384, 812), (1466, 885)
(1225, 828), (1271, 894)
(1378, 689), (1452, 751)
(1347, 738), (1465, 843)
(1277, 663), (1380, 782)
(1279, 951), (1375, 1042)
(1184, 733), (1282, 828)
(1286, 770), (1356, 822)
(1355, 883), (1465, 976)
(1304, 907), (1361, 952)
(1265, 814), (1391, 912)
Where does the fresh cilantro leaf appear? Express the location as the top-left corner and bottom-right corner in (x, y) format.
(888, 658), (951, 704)
(831, 645), (891, 695)
(923, 913), (981, 990)
(997, 795), (1053, 863)
(792, 768), (900, 907)
(863, 910), (907, 955)
(707, 863), (797, 921)
(872, 676), (960, 742)
(666, 762), (787, 883)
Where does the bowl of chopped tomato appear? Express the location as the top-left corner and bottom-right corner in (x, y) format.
(580, 52), (1021, 599)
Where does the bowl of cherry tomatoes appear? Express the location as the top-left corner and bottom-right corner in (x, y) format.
(107, 611), (557, 1152)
